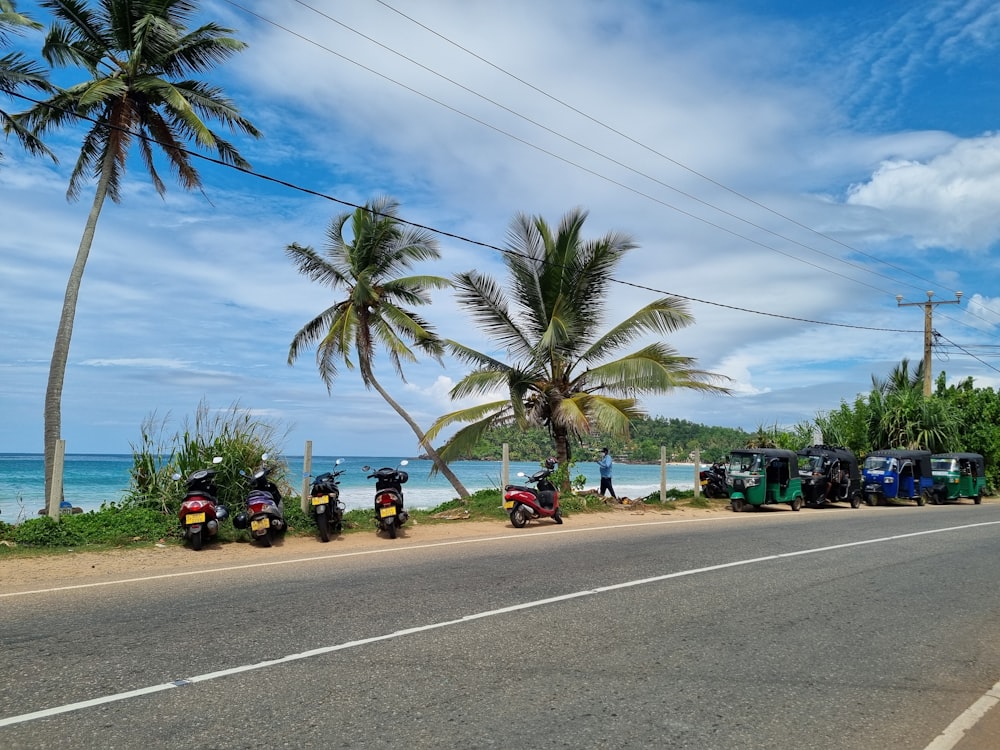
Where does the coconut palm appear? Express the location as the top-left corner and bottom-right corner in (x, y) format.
(286, 196), (470, 500)
(425, 208), (730, 487)
(15, 0), (261, 500)
(0, 0), (54, 160)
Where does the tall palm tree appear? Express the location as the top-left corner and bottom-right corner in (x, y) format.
(15, 0), (261, 500)
(286, 196), (470, 500)
(0, 0), (54, 160)
(426, 208), (730, 487)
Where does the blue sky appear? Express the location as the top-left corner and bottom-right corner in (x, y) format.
(2, 0), (1000, 457)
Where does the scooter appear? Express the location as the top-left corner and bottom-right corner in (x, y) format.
(175, 456), (228, 551)
(699, 462), (729, 499)
(363, 460), (409, 539)
(309, 458), (346, 542)
(504, 463), (562, 527)
(233, 454), (285, 547)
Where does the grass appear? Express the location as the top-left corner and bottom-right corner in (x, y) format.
(0, 488), (729, 555)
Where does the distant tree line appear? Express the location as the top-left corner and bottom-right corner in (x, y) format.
(445, 417), (751, 464)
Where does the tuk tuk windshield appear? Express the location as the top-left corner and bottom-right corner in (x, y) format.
(931, 458), (958, 473)
(727, 453), (762, 474)
(799, 455), (825, 474)
(864, 456), (895, 472)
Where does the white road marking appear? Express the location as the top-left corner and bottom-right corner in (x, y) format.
(923, 679), (1000, 750)
(2, 518), (1000, 731)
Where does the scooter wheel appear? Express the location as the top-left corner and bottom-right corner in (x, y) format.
(553, 508), (563, 525)
(189, 528), (204, 551)
(316, 511), (330, 543)
(510, 508), (527, 528)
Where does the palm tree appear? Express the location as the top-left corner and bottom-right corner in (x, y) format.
(425, 208), (730, 488)
(0, 0), (54, 160)
(286, 196), (470, 500)
(15, 0), (261, 500)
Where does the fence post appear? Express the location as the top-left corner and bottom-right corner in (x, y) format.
(660, 446), (667, 503)
(47, 439), (66, 520)
(502, 443), (509, 489)
(693, 449), (701, 498)
(301, 440), (313, 514)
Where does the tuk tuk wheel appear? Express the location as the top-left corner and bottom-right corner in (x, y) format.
(917, 490), (929, 506)
(730, 498), (745, 513)
(850, 492), (861, 509)
(975, 491), (983, 505)
(791, 496), (803, 512)
(865, 493), (880, 507)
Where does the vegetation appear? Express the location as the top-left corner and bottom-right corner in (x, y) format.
(285, 195), (469, 500)
(14, 0), (261, 502)
(0, 0), (54, 161)
(125, 400), (289, 515)
(426, 208), (730, 490)
(438, 417), (750, 464)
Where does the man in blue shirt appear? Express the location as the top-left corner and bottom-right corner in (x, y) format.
(598, 447), (616, 499)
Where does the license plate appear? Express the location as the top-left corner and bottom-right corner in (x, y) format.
(250, 517), (270, 531)
(311, 495), (329, 506)
(503, 501), (515, 510)
(185, 512), (206, 524)
(379, 506), (396, 518)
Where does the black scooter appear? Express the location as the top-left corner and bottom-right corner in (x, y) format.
(309, 458), (346, 542)
(364, 460), (409, 539)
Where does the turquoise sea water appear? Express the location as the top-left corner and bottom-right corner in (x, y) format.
(0, 453), (700, 523)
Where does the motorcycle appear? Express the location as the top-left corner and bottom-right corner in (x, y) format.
(309, 458), (347, 542)
(699, 461), (729, 499)
(233, 454), (286, 547)
(504, 463), (562, 527)
(363, 460), (409, 539)
(175, 456), (228, 551)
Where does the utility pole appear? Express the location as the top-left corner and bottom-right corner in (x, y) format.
(896, 291), (962, 397)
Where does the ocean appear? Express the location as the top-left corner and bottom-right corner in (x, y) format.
(0, 453), (700, 523)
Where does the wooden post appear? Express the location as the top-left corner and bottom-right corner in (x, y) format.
(301, 440), (313, 515)
(47, 439), (66, 520)
(502, 443), (509, 489)
(660, 446), (667, 503)
(693, 449), (701, 498)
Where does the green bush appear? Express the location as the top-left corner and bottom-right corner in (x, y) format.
(125, 400), (290, 515)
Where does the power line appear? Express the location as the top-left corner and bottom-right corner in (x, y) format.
(8, 89), (922, 336)
(225, 0), (1000, 336)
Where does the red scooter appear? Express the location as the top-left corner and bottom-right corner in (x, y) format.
(176, 456), (228, 551)
(504, 461), (562, 527)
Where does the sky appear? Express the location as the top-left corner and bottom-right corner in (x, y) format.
(2, 0), (1000, 458)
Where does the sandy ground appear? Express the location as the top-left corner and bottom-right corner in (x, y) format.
(0, 501), (725, 594)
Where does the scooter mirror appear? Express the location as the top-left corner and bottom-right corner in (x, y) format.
(212, 456), (223, 465)
(171, 472), (181, 481)
(399, 460), (409, 466)
(239, 469), (247, 477)
(362, 465), (371, 471)
(335, 458), (345, 466)
(261, 453), (269, 461)
(516, 472), (526, 478)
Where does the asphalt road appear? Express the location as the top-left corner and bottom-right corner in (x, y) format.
(3, 504), (1000, 749)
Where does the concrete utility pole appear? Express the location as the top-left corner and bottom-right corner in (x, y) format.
(896, 291), (962, 397)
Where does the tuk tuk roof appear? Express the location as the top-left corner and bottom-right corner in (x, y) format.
(865, 449), (933, 476)
(731, 447), (800, 462)
(932, 452), (985, 468)
(797, 445), (860, 477)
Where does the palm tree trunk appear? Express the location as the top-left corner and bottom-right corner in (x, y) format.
(368, 375), (470, 500)
(43, 163), (113, 501)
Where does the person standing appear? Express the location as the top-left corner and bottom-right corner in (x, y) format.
(598, 448), (616, 499)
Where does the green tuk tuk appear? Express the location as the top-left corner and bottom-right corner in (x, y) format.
(726, 448), (804, 512)
(931, 453), (986, 504)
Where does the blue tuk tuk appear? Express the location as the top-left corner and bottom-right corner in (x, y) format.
(861, 449), (935, 506)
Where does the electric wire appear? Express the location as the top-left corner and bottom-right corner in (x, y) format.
(263, 0), (928, 299)
(7, 89), (923, 336)
(225, 0), (1000, 335)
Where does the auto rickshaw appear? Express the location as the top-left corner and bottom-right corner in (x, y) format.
(931, 453), (986, 504)
(861, 449), (935, 506)
(726, 448), (804, 512)
(797, 445), (862, 508)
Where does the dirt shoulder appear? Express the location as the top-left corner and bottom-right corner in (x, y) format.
(1, 502), (724, 594)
